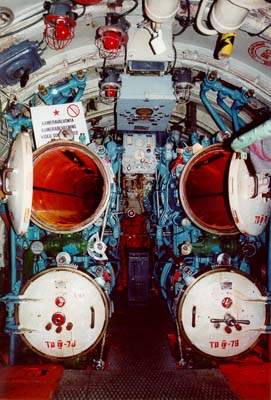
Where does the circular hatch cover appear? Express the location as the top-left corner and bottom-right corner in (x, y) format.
(4, 132), (33, 234)
(228, 152), (271, 236)
(16, 267), (109, 360)
(177, 268), (266, 358)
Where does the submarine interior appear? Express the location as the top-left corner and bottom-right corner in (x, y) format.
(0, 0), (271, 399)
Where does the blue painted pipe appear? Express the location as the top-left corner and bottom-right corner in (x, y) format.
(38, 71), (86, 105)
(200, 86), (229, 133)
(201, 72), (252, 134)
(217, 93), (246, 132)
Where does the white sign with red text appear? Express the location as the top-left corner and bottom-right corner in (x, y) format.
(31, 102), (88, 148)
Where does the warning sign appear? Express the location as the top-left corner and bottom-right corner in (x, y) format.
(67, 103), (81, 118)
(30, 102), (88, 148)
(248, 41), (271, 67)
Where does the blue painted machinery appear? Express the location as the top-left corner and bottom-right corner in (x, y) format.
(0, 40), (45, 88)
(0, 132), (122, 366)
(4, 70), (87, 139)
(0, 69), (271, 367)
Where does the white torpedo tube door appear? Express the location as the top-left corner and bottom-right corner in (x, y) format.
(179, 143), (271, 236)
(228, 152), (271, 236)
(1, 135), (111, 235)
(1, 131), (33, 235)
(16, 266), (109, 360)
(177, 268), (267, 358)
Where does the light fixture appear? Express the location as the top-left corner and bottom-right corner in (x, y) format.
(196, 0), (270, 35)
(144, 0), (180, 27)
(99, 68), (121, 104)
(43, 0), (78, 50)
(95, 13), (129, 59)
(173, 68), (194, 104)
(144, 0), (179, 55)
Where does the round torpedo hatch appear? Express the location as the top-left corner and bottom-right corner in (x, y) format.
(179, 143), (237, 235)
(31, 140), (111, 234)
(177, 268), (267, 358)
(179, 143), (271, 236)
(16, 267), (109, 360)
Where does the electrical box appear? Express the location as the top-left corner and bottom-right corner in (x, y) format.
(128, 250), (150, 305)
(117, 74), (176, 133)
(126, 23), (174, 72)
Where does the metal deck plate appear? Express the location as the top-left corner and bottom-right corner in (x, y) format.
(52, 294), (237, 399)
(53, 369), (237, 400)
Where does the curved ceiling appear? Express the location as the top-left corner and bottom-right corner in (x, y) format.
(0, 0), (270, 164)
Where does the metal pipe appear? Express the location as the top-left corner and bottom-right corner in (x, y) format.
(10, 227), (17, 293)
(231, 119), (271, 157)
(144, 0), (180, 24)
(196, 0), (217, 35)
(200, 72), (231, 133)
(200, 87), (229, 133)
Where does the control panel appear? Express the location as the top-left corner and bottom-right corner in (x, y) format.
(122, 133), (157, 174)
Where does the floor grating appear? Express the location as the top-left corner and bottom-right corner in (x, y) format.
(52, 293), (238, 400)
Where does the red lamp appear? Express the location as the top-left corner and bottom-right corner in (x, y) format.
(43, 1), (78, 50)
(44, 15), (76, 49)
(99, 68), (121, 104)
(95, 13), (129, 59)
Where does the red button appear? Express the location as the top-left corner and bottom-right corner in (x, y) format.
(55, 297), (66, 307)
(52, 312), (66, 326)
(221, 297), (233, 308)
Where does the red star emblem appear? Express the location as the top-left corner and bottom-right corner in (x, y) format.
(53, 109), (60, 116)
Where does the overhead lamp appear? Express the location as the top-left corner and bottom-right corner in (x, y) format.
(43, 0), (78, 50)
(99, 68), (121, 104)
(95, 13), (129, 59)
(196, 0), (271, 35)
(144, 0), (180, 27)
(144, 0), (179, 55)
(173, 68), (194, 104)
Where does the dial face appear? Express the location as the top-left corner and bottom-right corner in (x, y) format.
(135, 137), (144, 147)
(30, 241), (44, 255)
(135, 149), (145, 160)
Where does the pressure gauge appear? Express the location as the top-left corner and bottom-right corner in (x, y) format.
(135, 137), (144, 147)
(30, 241), (44, 255)
(56, 251), (72, 265)
(135, 149), (145, 160)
